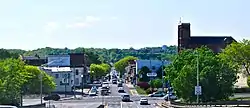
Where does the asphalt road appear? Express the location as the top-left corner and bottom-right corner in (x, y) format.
(48, 82), (164, 108)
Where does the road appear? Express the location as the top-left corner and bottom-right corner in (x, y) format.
(49, 82), (164, 108)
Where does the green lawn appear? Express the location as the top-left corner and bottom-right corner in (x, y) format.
(135, 86), (147, 95)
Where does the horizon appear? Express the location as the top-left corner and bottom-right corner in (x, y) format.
(0, 0), (249, 50)
(4, 44), (177, 51)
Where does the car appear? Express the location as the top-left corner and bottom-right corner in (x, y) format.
(163, 93), (177, 101)
(43, 94), (60, 101)
(93, 81), (101, 84)
(121, 94), (130, 102)
(102, 82), (109, 86)
(112, 80), (117, 84)
(140, 98), (148, 105)
(89, 91), (97, 96)
(148, 91), (166, 97)
(117, 82), (123, 87)
(118, 87), (125, 93)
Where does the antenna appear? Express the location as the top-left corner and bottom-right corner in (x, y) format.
(179, 17), (182, 24)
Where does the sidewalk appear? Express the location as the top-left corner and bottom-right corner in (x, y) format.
(126, 83), (139, 96)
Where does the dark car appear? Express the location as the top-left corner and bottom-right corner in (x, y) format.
(118, 82), (123, 87)
(43, 94), (60, 101)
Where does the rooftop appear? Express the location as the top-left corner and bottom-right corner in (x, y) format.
(43, 67), (71, 72)
(189, 36), (235, 44)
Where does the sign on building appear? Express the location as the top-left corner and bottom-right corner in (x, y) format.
(47, 55), (70, 67)
(147, 72), (157, 77)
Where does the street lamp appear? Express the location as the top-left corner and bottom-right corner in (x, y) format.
(192, 50), (200, 104)
(196, 51), (200, 104)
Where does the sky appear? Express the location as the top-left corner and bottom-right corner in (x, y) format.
(0, 0), (249, 50)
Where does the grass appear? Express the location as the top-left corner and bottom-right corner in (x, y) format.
(230, 97), (250, 101)
(135, 86), (147, 95)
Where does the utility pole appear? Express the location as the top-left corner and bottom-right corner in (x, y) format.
(40, 70), (43, 104)
(196, 52), (199, 104)
(82, 53), (86, 96)
(161, 60), (164, 91)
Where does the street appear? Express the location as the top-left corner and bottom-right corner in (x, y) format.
(49, 83), (164, 108)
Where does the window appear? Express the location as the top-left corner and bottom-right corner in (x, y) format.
(55, 74), (59, 78)
(76, 69), (79, 75)
(75, 78), (79, 85)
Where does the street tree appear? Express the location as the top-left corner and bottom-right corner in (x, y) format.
(24, 66), (56, 94)
(0, 59), (29, 105)
(165, 47), (237, 102)
(218, 39), (250, 75)
(90, 64), (106, 79)
(114, 56), (138, 77)
(153, 78), (163, 88)
(100, 63), (111, 74)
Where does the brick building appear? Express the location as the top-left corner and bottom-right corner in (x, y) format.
(177, 23), (236, 53)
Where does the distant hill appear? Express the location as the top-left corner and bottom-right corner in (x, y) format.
(1, 45), (177, 63)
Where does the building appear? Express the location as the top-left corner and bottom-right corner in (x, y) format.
(21, 55), (47, 66)
(126, 60), (171, 85)
(70, 53), (90, 86)
(42, 67), (73, 92)
(45, 54), (90, 88)
(177, 23), (236, 53)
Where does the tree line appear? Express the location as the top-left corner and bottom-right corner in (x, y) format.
(1, 45), (177, 64)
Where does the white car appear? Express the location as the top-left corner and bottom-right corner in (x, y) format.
(140, 98), (148, 105)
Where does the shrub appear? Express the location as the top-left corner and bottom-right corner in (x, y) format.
(137, 82), (150, 89)
(146, 88), (152, 94)
(135, 86), (147, 95)
(247, 76), (250, 87)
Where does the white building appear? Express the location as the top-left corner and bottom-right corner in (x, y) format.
(43, 67), (73, 92)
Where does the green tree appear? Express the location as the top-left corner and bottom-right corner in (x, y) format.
(90, 64), (106, 80)
(100, 63), (111, 74)
(218, 39), (250, 75)
(0, 49), (20, 60)
(138, 66), (151, 82)
(24, 66), (56, 94)
(166, 47), (237, 102)
(114, 56), (138, 77)
(153, 78), (163, 88)
(0, 59), (30, 105)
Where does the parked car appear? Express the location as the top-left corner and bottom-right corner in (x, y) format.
(89, 90), (97, 96)
(148, 91), (166, 97)
(43, 94), (60, 101)
(121, 93), (130, 102)
(140, 98), (148, 105)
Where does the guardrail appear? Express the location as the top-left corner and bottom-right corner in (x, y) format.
(161, 100), (250, 108)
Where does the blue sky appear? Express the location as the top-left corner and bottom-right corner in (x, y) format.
(0, 0), (249, 50)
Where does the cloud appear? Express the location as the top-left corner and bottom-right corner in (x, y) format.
(67, 16), (101, 28)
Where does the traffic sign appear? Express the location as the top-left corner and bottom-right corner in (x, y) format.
(195, 86), (202, 95)
(147, 73), (157, 77)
